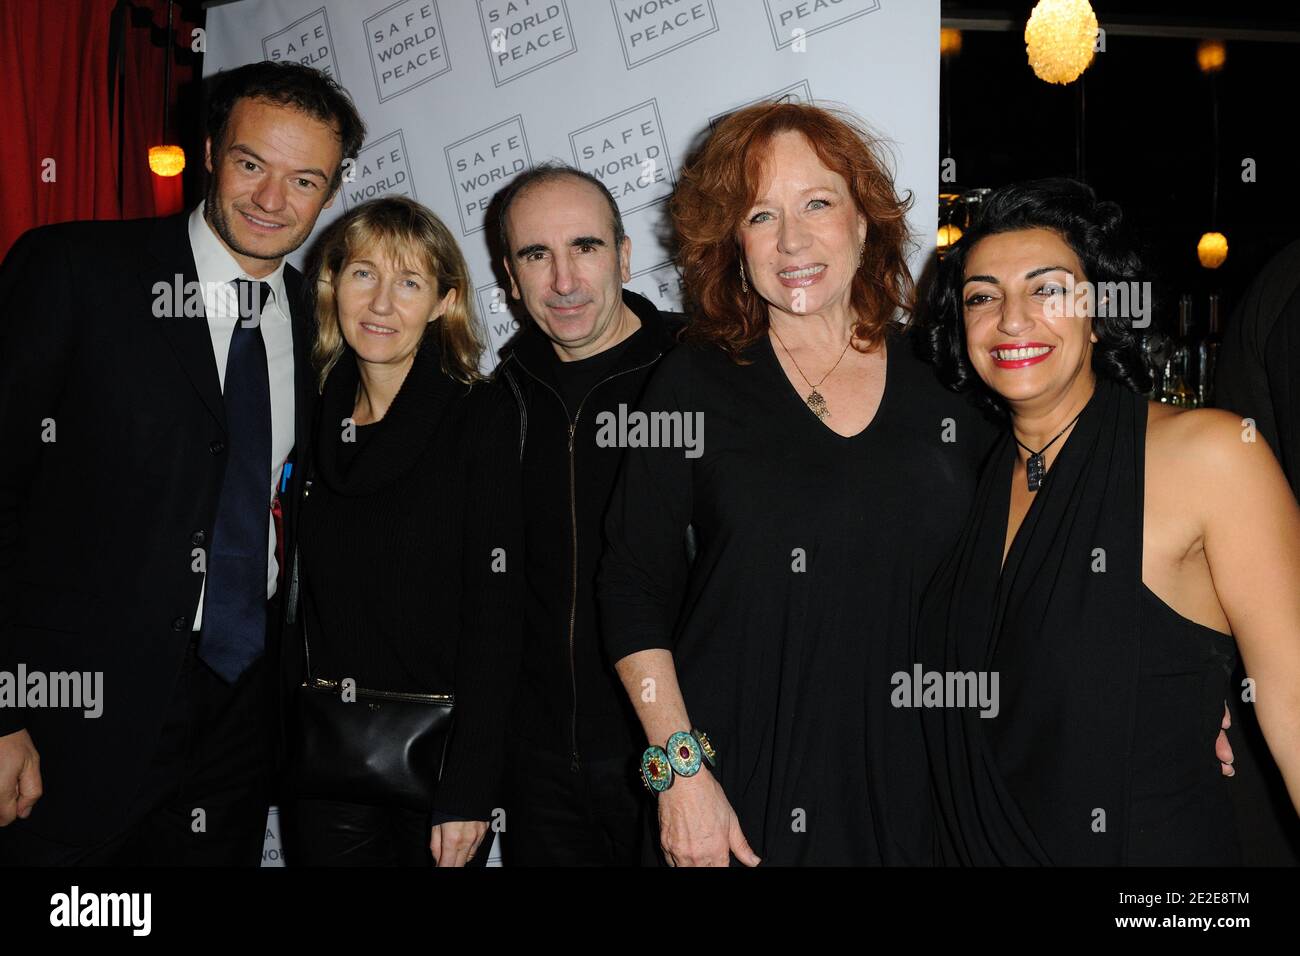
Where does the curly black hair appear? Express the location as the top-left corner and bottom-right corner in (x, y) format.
(919, 178), (1152, 412)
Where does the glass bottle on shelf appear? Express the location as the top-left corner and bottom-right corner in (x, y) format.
(1149, 332), (1170, 400)
(1165, 294), (1197, 408)
(1144, 330), (1170, 401)
(1198, 294), (1223, 408)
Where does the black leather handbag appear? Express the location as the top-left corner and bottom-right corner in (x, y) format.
(286, 550), (455, 812)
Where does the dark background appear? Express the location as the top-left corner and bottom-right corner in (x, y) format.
(940, 1), (1300, 336)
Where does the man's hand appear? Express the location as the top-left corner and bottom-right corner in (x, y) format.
(0, 729), (41, 825)
(657, 768), (760, 867)
(1217, 702), (1235, 777)
(429, 820), (488, 867)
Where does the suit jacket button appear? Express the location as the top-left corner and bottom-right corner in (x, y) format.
(191, 531), (206, 545)
(171, 616), (187, 631)
(209, 440), (225, 454)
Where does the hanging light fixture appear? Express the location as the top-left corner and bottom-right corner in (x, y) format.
(148, 144), (186, 177)
(940, 28), (962, 58)
(1025, 0), (1098, 85)
(149, 1), (185, 178)
(938, 35), (959, 253)
(1197, 39), (1226, 74)
(1198, 39), (1226, 269)
(937, 193), (969, 258)
(1197, 232), (1228, 269)
(937, 224), (964, 251)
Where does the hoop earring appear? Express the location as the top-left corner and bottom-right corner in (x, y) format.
(739, 260), (749, 294)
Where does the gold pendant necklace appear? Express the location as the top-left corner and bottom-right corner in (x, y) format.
(804, 389), (830, 419)
(770, 326), (853, 420)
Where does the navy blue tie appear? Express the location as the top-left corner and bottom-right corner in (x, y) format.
(199, 279), (273, 683)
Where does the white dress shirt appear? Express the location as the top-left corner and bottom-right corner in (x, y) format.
(187, 202), (297, 631)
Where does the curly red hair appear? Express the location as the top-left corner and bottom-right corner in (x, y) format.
(671, 102), (915, 359)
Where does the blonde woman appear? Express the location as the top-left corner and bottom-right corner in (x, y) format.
(282, 196), (521, 867)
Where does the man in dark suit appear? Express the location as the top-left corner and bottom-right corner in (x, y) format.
(0, 60), (364, 865)
(1215, 241), (1300, 866)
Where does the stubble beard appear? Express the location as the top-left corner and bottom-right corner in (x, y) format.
(205, 176), (307, 263)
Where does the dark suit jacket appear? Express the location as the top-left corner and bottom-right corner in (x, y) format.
(0, 212), (314, 845)
(1214, 240), (1300, 865)
(1217, 239), (1300, 502)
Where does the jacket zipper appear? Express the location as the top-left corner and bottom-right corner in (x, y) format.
(509, 350), (662, 773)
(566, 419), (579, 771)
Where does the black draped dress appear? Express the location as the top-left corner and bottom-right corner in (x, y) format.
(917, 377), (1242, 865)
(598, 326), (997, 865)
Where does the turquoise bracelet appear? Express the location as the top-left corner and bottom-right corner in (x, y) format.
(640, 729), (717, 793)
(666, 730), (703, 776)
(640, 745), (673, 793)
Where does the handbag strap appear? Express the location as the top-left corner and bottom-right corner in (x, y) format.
(285, 471), (317, 685)
(296, 545), (317, 684)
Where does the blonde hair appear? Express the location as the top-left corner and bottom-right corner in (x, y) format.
(311, 196), (485, 390)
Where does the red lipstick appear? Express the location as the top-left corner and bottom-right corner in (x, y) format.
(990, 342), (1054, 369)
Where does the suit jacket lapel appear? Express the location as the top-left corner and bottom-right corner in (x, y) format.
(279, 263), (317, 584)
(143, 213), (226, 430)
(283, 264), (315, 460)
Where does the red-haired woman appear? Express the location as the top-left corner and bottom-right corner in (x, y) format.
(597, 103), (998, 865)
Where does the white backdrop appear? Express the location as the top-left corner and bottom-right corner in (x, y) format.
(202, 0), (939, 867)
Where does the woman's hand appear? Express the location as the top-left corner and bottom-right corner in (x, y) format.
(610, 650), (760, 866)
(1217, 703), (1235, 777)
(658, 768), (760, 867)
(429, 820), (489, 867)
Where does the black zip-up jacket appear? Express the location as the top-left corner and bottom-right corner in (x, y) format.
(497, 289), (684, 768)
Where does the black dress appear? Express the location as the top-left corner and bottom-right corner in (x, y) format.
(1129, 586), (1241, 865)
(918, 378), (1243, 865)
(598, 325), (997, 865)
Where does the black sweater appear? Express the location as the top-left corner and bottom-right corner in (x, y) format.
(293, 338), (523, 820)
(496, 290), (685, 764)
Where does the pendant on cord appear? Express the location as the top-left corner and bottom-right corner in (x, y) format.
(1025, 452), (1046, 492)
(806, 389), (830, 420)
(1013, 405), (1086, 493)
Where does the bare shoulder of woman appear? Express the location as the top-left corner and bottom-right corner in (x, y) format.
(1144, 402), (1294, 534)
(1146, 402), (1275, 475)
(1147, 402), (1300, 613)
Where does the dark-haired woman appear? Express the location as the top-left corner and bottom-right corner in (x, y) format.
(597, 103), (999, 866)
(917, 179), (1300, 865)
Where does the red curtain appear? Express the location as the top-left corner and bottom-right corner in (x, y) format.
(0, 0), (199, 261)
